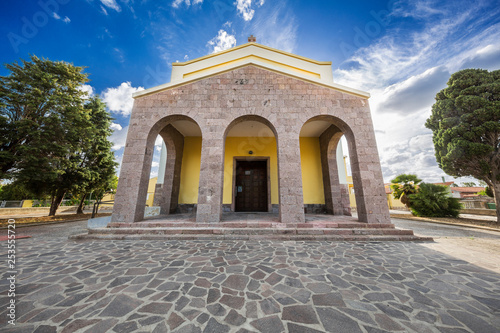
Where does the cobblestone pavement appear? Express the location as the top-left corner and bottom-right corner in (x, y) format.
(1, 222), (500, 332)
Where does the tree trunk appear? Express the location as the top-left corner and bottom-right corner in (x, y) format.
(49, 189), (65, 216)
(76, 194), (87, 214)
(493, 182), (500, 224)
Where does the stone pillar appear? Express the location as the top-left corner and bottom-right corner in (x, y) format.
(111, 133), (155, 223)
(154, 125), (184, 214)
(196, 137), (224, 223)
(347, 130), (390, 224)
(277, 135), (305, 223)
(319, 125), (345, 215)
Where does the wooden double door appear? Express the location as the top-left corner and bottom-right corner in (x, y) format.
(234, 160), (269, 212)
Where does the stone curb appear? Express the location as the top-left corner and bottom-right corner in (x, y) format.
(391, 214), (500, 233)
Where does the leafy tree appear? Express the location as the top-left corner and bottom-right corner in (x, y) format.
(425, 68), (500, 222)
(74, 97), (118, 214)
(409, 183), (462, 217)
(0, 55), (101, 215)
(0, 182), (32, 200)
(462, 182), (477, 187)
(390, 174), (422, 209)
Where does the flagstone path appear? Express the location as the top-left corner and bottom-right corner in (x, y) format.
(1, 233), (500, 333)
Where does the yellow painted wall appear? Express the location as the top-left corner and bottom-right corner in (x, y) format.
(146, 177), (158, 207)
(299, 137), (325, 204)
(176, 136), (326, 205)
(222, 137), (279, 204)
(178, 137), (202, 204)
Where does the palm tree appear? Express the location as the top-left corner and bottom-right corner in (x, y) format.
(390, 174), (422, 209)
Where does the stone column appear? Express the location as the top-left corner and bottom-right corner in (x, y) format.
(277, 135), (305, 223)
(347, 130), (390, 224)
(319, 126), (345, 215)
(111, 132), (155, 223)
(196, 137), (224, 223)
(154, 125), (184, 214)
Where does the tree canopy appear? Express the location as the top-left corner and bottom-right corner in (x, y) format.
(0, 55), (117, 215)
(425, 68), (500, 221)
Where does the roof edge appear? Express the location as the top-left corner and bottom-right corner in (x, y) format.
(172, 42), (332, 67)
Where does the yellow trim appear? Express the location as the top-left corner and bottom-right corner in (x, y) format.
(183, 55), (321, 80)
(173, 42), (332, 67)
(134, 63), (370, 99)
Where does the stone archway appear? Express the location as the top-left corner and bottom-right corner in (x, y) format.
(299, 114), (389, 224)
(221, 115), (280, 215)
(112, 115), (202, 223)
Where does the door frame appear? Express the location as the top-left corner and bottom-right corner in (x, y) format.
(232, 157), (272, 212)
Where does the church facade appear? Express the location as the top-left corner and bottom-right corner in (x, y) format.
(111, 38), (390, 225)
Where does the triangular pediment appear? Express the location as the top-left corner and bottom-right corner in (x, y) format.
(134, 43), (369, 99)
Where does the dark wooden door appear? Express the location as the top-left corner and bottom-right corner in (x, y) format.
(235, 161), (268, 212)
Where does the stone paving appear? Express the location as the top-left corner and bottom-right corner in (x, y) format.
(1, 238), (500, 332)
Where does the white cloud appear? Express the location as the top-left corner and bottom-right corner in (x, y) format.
(151, 161), (159, 168)
(376, 66), (449, 115)
(235, 0), (265, 21)
(172, 0), (203, 8)
(100, 0), (121, 12)
(63, 16), (70, 23)
(207, 30), (236, 54)
(460, 44), (500, 70)
(100, 5), (108, 15)
(109, 125), (128, 150)
(235, 0), (255, 21)
(101, 82), (144, 116)
(155, 136), (163, 146)
(250, 2), (297, 52)
(78, 84), (94, 99)
(53, 12), (61, 20)
(110, 123), (122, 131)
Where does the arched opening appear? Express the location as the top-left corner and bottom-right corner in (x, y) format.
(299, 116), (355, 216)
(221, 115), (279, 216)
(144, 115), (202, 218)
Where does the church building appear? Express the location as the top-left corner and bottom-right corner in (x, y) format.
(111, 36), (390, 225)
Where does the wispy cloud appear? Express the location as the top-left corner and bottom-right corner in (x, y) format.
(100, 0), (121, 12)
(172, 0), (203, 9)
(235, 0), (265, 21)
(207, 29), (236, 53)
(249, 1), (297, 52)
(101, 82), (144, 116)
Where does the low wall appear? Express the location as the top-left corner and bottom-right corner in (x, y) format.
(0, 206), (80, 216)
(460, 208), (497, 217)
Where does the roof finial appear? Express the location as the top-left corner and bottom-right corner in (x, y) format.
(248, 35), (256, 43)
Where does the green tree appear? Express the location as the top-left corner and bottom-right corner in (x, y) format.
(74, 97), (118, 214)
(409, 183), (462, 217)
(0, 182), (32, 200)
(462, 182), (477, 187)
(0, 55), (99, 215)
(425, 68), (500, 222)
(390, 174), (422, 209)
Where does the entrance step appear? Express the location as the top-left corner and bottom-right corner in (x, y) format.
(71, 225), (432, 241)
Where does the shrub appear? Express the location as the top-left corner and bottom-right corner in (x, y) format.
(409, 183), (462, 217)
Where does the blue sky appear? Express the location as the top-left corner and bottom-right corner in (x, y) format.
(1, 0), (500, 184)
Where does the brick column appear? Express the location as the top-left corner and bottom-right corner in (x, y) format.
(277, 135), (305, 223)
(154, 125), (184, 214)
(196, 137), (224, 223)
(111, 133), (155, 223)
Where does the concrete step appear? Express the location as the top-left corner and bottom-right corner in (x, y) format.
(88, 227), (414, 236)
(71, 233), (432, 242)
(108, 222), (397, 229)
